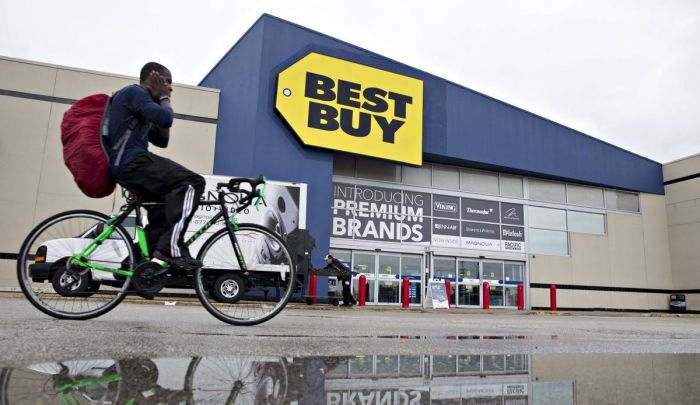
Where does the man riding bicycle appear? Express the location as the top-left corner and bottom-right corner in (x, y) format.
(108, 62), (205, 270)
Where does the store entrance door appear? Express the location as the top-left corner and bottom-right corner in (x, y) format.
(431, 256), (526, 308)
(351, 251), (424, 306)
(504, 262), (525, 307)
(482, 261), (505, 307)
(352, 252), (376, 304)
(482, 260), (526, 308)
(377, 254), (401, 304)
(457, 259), (481, 307)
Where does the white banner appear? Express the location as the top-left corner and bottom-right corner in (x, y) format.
(187, 175), (307, 255)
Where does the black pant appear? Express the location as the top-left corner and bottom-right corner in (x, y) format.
(115, 153), (205, 258)
(340, 274), (356, 305)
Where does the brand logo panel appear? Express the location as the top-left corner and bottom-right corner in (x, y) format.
(462, 221), (500, 240)
(501, 202), (524, 226)
(431, 218), (461, 247)
(276, 53), (423, 165)
(501, 225), (525, 242)
(432, 194), (460, 219)
(461, 198), (500, 223)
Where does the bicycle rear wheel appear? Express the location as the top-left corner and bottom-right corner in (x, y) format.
(189, 355), (288, 404)
(16, 210), (135, 320)
(194, 224), (296, 326)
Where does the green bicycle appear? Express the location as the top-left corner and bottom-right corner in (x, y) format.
(16, 176), (297, 325)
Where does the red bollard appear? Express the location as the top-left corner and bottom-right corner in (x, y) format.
(358, 274), (367, 307)
(550, 284), (557, 311)
(517, 283), (524, 310)
(444, 279), (451, 308)
(402, 277), (410, 308)
(309, 274), (317, 305)
(482, 281), (490, 309)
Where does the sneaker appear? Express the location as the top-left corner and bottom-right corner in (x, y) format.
(135, 290), (156, 300)
(153, 251), (202, 271)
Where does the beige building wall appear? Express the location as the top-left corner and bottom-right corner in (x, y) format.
(664, 153), (700, 311)
(532, 354), (700, 403)
(0, 57), (219, 290)
(529, 193), (673, 311)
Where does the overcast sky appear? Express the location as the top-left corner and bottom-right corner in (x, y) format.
(1, 0), (698, 163)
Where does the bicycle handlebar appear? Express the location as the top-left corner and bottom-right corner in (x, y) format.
(216, 175), (267, 212)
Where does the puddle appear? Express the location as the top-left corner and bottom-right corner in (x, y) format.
(376, 335), (534, 340)
(1, 353), (699, 404)
(229, 334), (537, 340)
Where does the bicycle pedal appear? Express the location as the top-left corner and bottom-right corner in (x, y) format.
(132, 261), (166, 296)
(150, 267), (169, 278)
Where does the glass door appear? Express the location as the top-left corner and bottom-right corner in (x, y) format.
(432, 257), (456, 305)
(377, 255), (401, 304)
(352, 253), (376, 304)
(504, 261), (524, 307)
(456, 259), (481, 307)
(401, 255), (423, 305)
(482, 261), (504, 307)
(350, 252), (424, 306)
(428, 256), (525, 308)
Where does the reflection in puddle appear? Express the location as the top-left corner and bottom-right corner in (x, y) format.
(237, 335), (534, 339)
(2, 353), (699, 404)
(375, 335), (533, 340)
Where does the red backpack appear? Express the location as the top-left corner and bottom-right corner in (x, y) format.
(60, 93), (135, 198)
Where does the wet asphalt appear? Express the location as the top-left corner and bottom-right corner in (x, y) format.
(1, 294), (700, 368)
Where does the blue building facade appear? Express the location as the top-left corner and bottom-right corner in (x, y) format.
(200, 15), (663, 303)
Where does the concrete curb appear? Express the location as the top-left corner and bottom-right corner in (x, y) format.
(3, 292), (699, 317)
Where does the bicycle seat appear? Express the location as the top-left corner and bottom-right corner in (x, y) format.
(119, 184), (141, 197)
(118, 186), (148, 207)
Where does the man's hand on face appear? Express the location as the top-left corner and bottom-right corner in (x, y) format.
(144, 70), (172, 100)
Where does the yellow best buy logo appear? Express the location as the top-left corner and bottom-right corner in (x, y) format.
(275, 53), (423, 165)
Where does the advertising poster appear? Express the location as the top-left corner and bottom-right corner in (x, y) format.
(501, 202), (524, 226)
(432, 194), (460, 219)
(431, 194), (461, 247)
(330, 182), (525, 253)
(187, 175), (307, 255)
(461, 197), (499, 223)
(499, 203), (525, 252)
(462, 221), (501, 251)
(429, 280), (450, 309)
(501, 225), (526, 252)
(432, 218), (461, 248)
(460, 198), (500, 250)
(331, 183), (430, 243)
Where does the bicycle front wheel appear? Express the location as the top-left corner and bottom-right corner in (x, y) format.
(16, 210), (135, 320)
(195, 224), (296, 326)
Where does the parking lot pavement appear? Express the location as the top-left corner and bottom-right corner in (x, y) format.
(2, 294), (700, 367)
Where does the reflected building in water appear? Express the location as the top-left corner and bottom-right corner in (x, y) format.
(2, 352), (700, 404)
(320, 353), (535, 404)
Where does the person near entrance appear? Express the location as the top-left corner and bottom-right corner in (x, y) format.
(324, 254), (357, 306)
